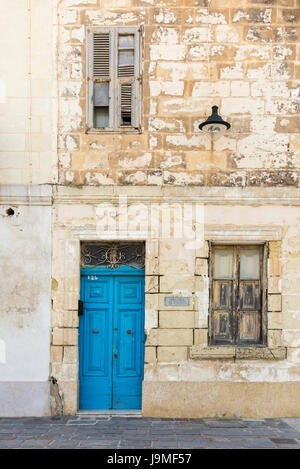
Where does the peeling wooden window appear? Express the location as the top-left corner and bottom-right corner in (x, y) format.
(209, 245), (267, 346)
(87, 26), (141, 132)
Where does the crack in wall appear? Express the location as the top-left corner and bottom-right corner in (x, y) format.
(49, 376), (64, 416)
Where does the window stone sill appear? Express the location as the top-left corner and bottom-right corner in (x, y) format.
(86, 128), (141, 134)
(189, 346), (286, 360)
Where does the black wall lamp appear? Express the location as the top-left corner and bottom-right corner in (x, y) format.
(199, 105), (231, 135)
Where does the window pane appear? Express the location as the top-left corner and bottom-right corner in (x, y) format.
(214, 249), (233, 279)
(94, 83), (109, 106)
(118, 49), (134, 66)
(94, 106), (109, 128)
(240, 248), (260, 279)
(119, 35), (134, 48)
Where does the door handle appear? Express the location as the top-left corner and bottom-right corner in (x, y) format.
(114, 354), (118, 358)
(78, 300), (83, 317)
(93, 329), (99, 334)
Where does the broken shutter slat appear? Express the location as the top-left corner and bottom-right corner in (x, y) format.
(118, 65), (135, 77)
(120, 84), (132, 126)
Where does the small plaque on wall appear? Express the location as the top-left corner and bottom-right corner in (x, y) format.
(164, 297), (190, 307)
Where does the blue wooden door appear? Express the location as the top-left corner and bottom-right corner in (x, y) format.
(79, 269), (145, 410)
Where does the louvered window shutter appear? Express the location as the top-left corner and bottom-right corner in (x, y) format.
(116, 27), (140, 129)
(87, 27), (140, 131)
(87, 28), (113, 130)
(93, 33), (110, 78)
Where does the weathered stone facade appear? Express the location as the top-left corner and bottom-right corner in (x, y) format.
(57, 0), (300, 187)
(0, 185), (52, 417)
(1, 0), (300, 417)
(51, 185), (300, 417)
(0, 0), (57, 185)
(50, 0), (300, 417)
(0, 1), (55, 416)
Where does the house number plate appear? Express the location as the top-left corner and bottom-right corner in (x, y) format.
(164, 297), (190, 307)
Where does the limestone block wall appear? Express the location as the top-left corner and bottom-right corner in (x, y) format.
(0, 0), (57, 185)
(57, 0), (299, 187)
(50, 186), (300, 416)
(143, 194), (300, 417)
(144, 206), (299, 372)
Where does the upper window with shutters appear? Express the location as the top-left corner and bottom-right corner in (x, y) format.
(86, 26), (141, 132)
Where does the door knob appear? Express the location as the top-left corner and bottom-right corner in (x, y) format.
(93, 329), (99, 334)
(114, 354), (117, 358)
(78, 300), (84, 317)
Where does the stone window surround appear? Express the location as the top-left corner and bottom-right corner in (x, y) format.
(190, 235), (284, 361)
(189, 346), (286, 361)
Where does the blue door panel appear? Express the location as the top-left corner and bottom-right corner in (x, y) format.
(83, 307), (109, 375)
(112, 382), (143, 410)
(115, 306), (141, 377)
(117, 277), (143, 304)
(79, 276), (113, 410)
(79, 379), (112, 410)
(79, 270), (144, 411)
(84, 277), (111, 303)
(112, 276), (144, 409)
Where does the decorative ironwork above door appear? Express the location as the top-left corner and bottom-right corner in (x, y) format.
(81, 242), (145, 269)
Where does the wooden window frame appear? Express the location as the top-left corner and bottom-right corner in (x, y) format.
(208, 242), (268, 347)
(86, 26), (142, 134)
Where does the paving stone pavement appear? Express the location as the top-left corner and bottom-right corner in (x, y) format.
(0, 417), (299, 449)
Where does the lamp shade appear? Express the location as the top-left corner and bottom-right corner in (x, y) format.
(199, 105), (231, 133)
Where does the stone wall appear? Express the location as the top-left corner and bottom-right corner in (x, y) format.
(1, 0), (299, 417)
(51, 185), (300, 416)
(0, 185), (52, 416)
(0, 0), (57, 185)
(57, 0), (299, 187)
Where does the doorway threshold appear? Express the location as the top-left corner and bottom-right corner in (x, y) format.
(77, 410), (142, 418)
